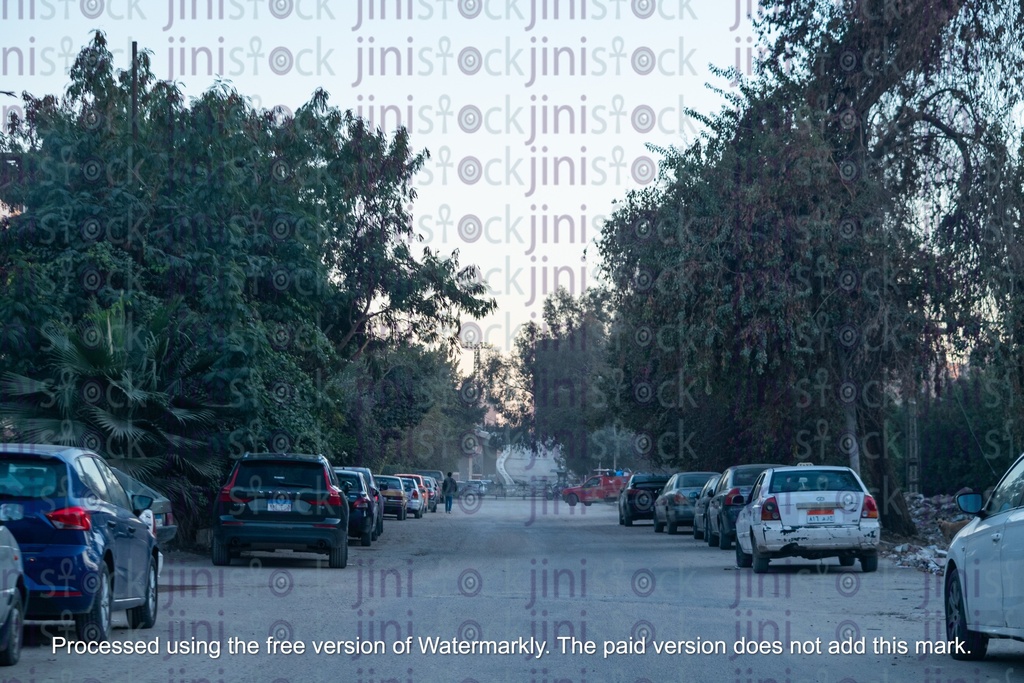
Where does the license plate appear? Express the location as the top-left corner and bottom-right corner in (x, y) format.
(267, 501), (292, 513)
(807, 510), (833, 524)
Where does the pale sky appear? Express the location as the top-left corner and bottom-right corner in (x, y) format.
(0, 0), (764, 362)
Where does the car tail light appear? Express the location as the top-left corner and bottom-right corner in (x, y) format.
(326, 487), (344, 508)
(673, 493), (684, 504)
(46, 507), (92, 530)
(411, 490), (419, 499)
(724, 488), (744, 506)
(862, 495), (879, 519)
(353, 496), (369, 509)
(761, 496), (781, 521)
(217, 468), (251, 503)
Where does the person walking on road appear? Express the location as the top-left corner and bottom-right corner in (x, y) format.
(442, 472), (458, 513)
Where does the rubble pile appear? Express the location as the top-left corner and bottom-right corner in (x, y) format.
(878, 491), (974, 574)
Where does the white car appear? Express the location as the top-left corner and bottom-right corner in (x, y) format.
(734, 465), (880, 573)
(944, 452), (1024, 660)
(0, 510), (25, 666)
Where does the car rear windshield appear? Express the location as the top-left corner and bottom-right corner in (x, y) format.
(234, 461), (326, 489)
(633, 477), (669, 488)
(678, 474), (714, 488)
(731, 468), (767, 486)
(769, 470), (862, 493)
(0, 458), (68, 498)
(377, 477), (402, 488)
(335, 471), (367, 492)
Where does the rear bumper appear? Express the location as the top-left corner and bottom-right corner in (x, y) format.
(757, 523), (880, 556)
(667, 506), (695, 524)
(22, 544), (102, 618)
(213, 519), (346, 552)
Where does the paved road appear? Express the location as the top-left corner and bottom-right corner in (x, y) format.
(17, 496), (1024, 682)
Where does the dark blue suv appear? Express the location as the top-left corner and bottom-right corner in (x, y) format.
(0, 444), (158, 641)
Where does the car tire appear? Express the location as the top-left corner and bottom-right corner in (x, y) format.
(566, 494), (579, 507)
(0, 592), (23, 666)
(399, 508), (407, 520)
(707, 518), (719, 547)
(583, 501), (592, 506)
(666, 518), (678, 534)
(839, 556), (856, 567)
(127, 556), (158, 629)
(624, 511), (633, 527)
(328, 542), (348, 569)
(946, 570), (988, 660)
(361, 529), (372, 547)
(860, 553), (879, 573)
(75, 564), (112, 642)
(416, 506), (423, 519)
(752, 543), (770, 574)
(718, 516), (732, 550)
(693, 518), (704, 540)
(654, 518), (664, 533)
(211, 537), (231, 566)
(736, 539), (753, 569)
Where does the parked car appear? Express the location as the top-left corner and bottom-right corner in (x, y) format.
(561, 473), (628, 506)
(334, 469), (378, 547)
(112, 468), (178, 546)
(944, 451), (1024, 660)
(653, 471), (719, 534)
(211, 452), (348, 568)
(618, 473), (671, 526)
(400, 477), (425, 518)
(0, 517), (25, 666)
(410, 469), (446, 491)
(336, 466), (384, 540)
(734, 466), (880, 573)
(706, 463), (784, 549)
(0, 443), (158, 641)
(376, 476), (408, 520)
(458, 479), (487, 497)
(422, 477), (440, 513)
(396, 473), (430, 511)
(692, 473), (722, 540)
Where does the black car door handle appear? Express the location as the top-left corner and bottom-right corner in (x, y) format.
(127, 527), (136, 535)
(107, 520), (118, 528)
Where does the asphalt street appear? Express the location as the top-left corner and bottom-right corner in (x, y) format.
(16, 496), (1024, 682)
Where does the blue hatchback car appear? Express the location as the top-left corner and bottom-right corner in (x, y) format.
(0, 444), (159, 641)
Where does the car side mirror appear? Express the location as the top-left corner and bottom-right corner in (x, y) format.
(371, 487), (379, 496)
(379, 482), (389, 490)
(343, 482), (352, 493)
(132, 494), (154, 515)
(957, 492), (984, 515)
(689, 491), (699, 500)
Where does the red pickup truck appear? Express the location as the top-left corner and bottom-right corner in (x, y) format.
(561, 474), (629, 506)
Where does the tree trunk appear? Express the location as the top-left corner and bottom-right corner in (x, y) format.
(861, 404), (916, 536)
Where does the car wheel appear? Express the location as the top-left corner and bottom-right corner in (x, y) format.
(693, 517), (704, 540)
(329, 542), (348, 569)
(399, 508), (407, 520)
(75, 564), (112, 642)
(361, 528), (372, 547)
(211, 537), (231, 566)
(127, 556), (158, 629)
(583, 501), (592, 506)
(752, 543), (770, 574)
(618, 510), (624, 525)
(566, 494), (579, 507)
(624, 510), (633, 527)
(0, 592), (23, 666)
(707, 518), (719, 547)
(416, 506), (423, 519)
(736, 539), (753, 569)
(718, 516), (732, 550)
(667, 519), (678, 534)
(945, 570), (988, 660)
(839, 556), (856, 567)
(860, 553), (879, 573)
(654, 518), (664, 533)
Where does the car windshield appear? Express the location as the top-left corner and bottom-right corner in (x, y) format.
(678, 474), (714, 488)
(769, 470), (861, 493)
(731, 469), (766, 487)
(378, 477), (401, 489)
(401, 479), (416, 491)
(335, 472), (366, 492)
(633, 477), (669, 488)
(0, 458), (67, 498)
(234, 462), (325, 489)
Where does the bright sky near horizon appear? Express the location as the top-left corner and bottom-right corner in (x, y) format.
(0, 0), (765, 365)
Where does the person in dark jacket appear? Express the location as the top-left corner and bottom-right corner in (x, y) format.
(442, 472), (458, 513)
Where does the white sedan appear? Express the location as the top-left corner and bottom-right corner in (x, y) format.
(734, 465), (880, 573)
(944, 452), (1024, 660)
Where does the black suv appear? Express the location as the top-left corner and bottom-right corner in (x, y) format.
(618, 473), (671, 526)
(336, 466), (384, 539)
(334, 469), (378, 547)
(211, 453), (349, 568)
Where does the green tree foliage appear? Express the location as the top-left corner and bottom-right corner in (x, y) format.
(0, 33), (494, 541)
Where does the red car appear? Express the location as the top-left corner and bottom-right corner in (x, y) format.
(561, 473), (629, 506)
